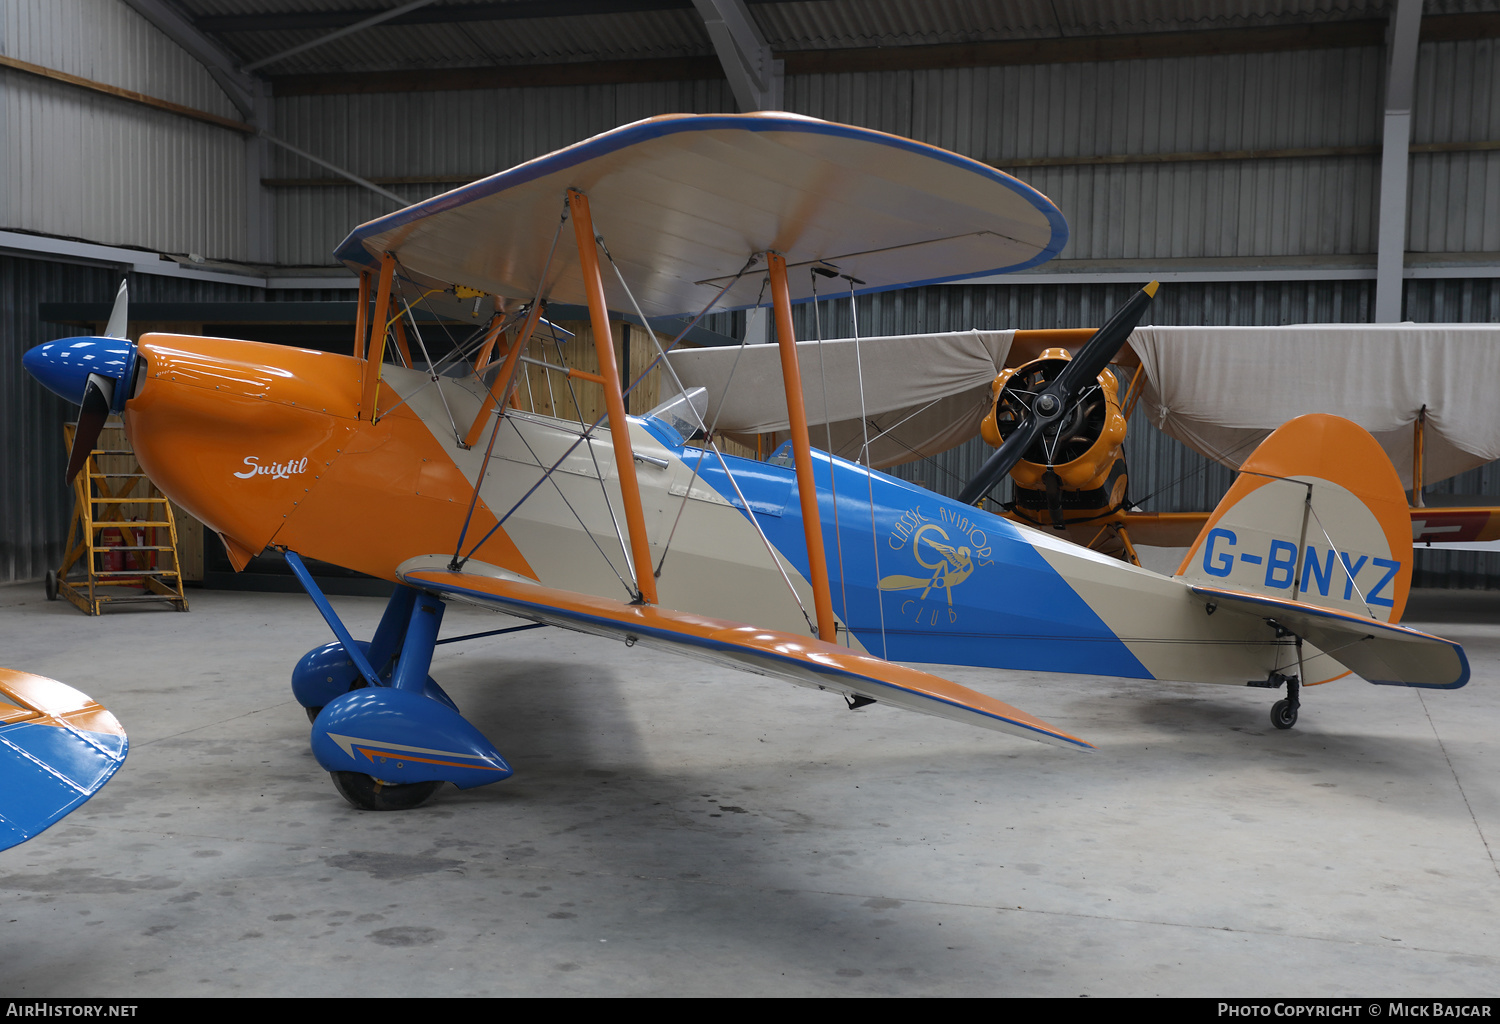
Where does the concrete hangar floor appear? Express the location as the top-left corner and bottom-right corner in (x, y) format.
(1, 580), (1496, 997)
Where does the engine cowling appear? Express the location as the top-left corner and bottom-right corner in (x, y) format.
(979, 347), (1129, 528)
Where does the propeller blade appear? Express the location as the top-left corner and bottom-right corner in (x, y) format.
(1051, 280), (1158, 397)
(957, 416), (1045, 505)
(103, 280), (129, 340)
(65, 374), (114, 486)
(957, 281), (1158, 507)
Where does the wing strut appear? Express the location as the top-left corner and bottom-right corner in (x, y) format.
(768, 251), (838, 641)
(568, 188), (658, 606)
(361, 252), (397, 419)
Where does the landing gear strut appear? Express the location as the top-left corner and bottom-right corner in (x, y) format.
(1272, 680), (1296, 728)
(1249, 619), (1305, 730)
(286, 553), (512, 811)
(1252, 670), (1300, 729)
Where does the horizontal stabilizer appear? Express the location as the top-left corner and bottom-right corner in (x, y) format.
(398, 559), (1091, 750)
(1190, 586), (1469, 689)
(0, 669), (128, 851)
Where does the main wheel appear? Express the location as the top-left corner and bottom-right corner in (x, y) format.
(1270, 699), (1298, 730)
(305, 677), (371, 724)
(330, 771), (443, 811)
(44, 570), (58, 601)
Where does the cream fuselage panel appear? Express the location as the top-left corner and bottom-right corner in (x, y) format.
(382, 366), (847, 646)
(1024, 527), (1336, 685)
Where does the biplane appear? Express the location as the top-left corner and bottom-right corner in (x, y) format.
(23, 113), (1468, 812)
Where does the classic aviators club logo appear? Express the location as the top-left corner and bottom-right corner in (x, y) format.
(234, 456), (309, 481)
(878, 505), (994, 626)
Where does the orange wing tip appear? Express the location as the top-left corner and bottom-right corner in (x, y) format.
(1143, 280), (1160, 297)
(0, 668), (125, 736)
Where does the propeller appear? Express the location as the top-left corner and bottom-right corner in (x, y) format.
(22, 280), (137, 485)
(957, 281), (1158, 507)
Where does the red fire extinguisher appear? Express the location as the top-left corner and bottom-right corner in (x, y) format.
(100, 529), (124, 577)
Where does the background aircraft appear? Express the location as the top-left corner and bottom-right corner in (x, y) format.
(672, 323), (1500, 565)
(22, 114), (1468, 812)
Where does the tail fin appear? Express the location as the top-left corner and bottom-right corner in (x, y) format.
(1175, 414), (1412, 624)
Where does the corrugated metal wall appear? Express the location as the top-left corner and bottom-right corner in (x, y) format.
(1410, 36), (1500, 252)
(0, 0), (250, 260)
(270, 79), (738, 265)
(271, 38), (1494, 266)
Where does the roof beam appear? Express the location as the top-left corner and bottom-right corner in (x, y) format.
(1375, 0), (1423, 323)
(242, 0), (440, 72)
(194, 1), (780, 34)
(260, 134), (411, 208)
(692, 0), (781, 111)
(119, 0), (260, 119)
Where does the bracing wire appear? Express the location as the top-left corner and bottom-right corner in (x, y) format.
(506, 416), (635, 597)
(458, 250), (757, 568)
(848, 274), (889, 659)
(548, 314), (639, 596)
(449, 200), (569, 569)
(596, 235), (815, 630)
(809, 272), (852, 644)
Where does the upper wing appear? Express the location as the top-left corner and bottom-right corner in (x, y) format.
(334, 113), (1067, 317)
(396, 558), (1091, 750)
(0, 668), (128, 850)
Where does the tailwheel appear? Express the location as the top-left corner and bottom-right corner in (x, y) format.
(1270, 698), (1298, 730)
(330, 771), (443, 811)
(44, 570), (58, 601)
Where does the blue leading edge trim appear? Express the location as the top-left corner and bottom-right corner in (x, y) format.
(332, 113), (1069, 308)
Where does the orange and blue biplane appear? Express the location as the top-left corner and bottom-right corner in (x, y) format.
(23, 113), (1468, 812)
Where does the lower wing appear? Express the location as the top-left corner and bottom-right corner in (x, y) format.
(397, 557), (1092, 750)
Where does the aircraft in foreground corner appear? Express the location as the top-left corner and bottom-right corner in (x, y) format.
(0, 668), (127, 849)
(23, 113), (1468, 812)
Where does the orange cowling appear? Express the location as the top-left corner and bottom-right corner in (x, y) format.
(123, 333), (534, 582)
(125, 335), (360, 566)
(979, 348), (1128, 494)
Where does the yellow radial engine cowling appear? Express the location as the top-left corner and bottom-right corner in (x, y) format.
(979, 347), (1128, 501)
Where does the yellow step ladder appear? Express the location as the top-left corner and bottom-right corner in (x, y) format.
(48, 423), (189, 615)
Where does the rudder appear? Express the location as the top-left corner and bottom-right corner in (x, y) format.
(1175, 414), (1412, 624)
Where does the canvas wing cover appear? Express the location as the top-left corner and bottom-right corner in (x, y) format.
(668, 329), (1015, 468)
(1130, 325), (1500, 489)
(396, 558), (1090, 750)
(334, 113), (1067, 317)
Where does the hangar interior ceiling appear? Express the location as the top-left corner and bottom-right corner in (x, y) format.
(3, 0), (1499, 584)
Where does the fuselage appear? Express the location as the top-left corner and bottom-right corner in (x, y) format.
(122, 333), (1304, 687)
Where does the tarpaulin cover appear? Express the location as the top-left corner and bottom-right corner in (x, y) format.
(667, 330), (1013, 468)
(1129, 325), (1500, 488)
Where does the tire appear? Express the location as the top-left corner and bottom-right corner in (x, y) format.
(329, 771), (443, 811)
(1270, 699), (1298, 730)
(44, 570), (58, 601)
